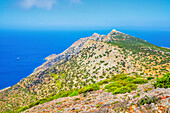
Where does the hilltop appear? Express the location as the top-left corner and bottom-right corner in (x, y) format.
(0, 29), (169, 113)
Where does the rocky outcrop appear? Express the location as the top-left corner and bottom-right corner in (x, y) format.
(103, 29), (121, 42)
(45, 54), (57, 61)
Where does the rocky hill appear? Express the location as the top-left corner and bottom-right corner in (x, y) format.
(0, 29), (169, 113)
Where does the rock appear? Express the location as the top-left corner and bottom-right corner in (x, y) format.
(136, 110), (141, 113)
(101, 104), (111, 108)
(71, 108), (75, 110)
(133, 107), (136, 111)
(93, 108), (108, 113)
(161, 98), (170, 106)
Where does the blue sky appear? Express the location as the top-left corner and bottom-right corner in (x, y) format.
(0, 0), (170, 30)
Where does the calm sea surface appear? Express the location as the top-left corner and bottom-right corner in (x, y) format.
(0, 29), (169, 89)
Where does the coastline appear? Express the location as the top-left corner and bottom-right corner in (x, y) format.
(0, 86), (11, 92)
(162, 46), (170, 49)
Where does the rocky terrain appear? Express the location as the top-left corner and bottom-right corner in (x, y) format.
(0, 29), (169, 113)
(22, 82), (170, 113)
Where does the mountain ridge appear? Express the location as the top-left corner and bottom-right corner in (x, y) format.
(32, 32), (106, 75)
(23, 29), (170, 79)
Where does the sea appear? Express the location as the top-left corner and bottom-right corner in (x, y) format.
(0, 29), (170, 90)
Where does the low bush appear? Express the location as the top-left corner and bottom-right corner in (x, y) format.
(111, 74), (127, 81)
(107, 86), (117, 92)
(16, 106), (29, 113)
(147, 76), (154, 80)
(125, 77), (134, 82)
(126, 83), (138, 90)
(112, 86), (131, 94)
(116, 80), (129, 86)
(97, 79), (109, 85)
(135, 74), (143, 78)
(153, 73), (170, 88)
(69, 91), (79, 97)
(74, 98), (80, 101)
(133, 93), (140, 98)
(28, 100), (41, 108)
(137, 95), (158, 106)
(96, 104), (101, 108)
(132, 78), (148, 84)
(78, 84), (100, 94)
(38, 98), (50, 105)
(104, 63), (108, 66)
(100, 61), (105, 63)
(58, 90), (73, 97)
(104, 82), (122, 89)
(117, 75), (128, 80)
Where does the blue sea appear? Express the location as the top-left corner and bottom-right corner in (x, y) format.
(0, 29), (170, 90)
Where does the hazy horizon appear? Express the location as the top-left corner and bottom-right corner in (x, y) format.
(1, 0), (170, 30)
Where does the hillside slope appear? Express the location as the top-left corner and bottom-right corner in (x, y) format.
(22, 82), (170, 113)
(0, 29), (169, 112)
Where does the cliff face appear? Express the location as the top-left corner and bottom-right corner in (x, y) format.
(0, 29), (169, 112)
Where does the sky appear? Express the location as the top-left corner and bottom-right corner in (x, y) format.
(0, 0), (170, 30)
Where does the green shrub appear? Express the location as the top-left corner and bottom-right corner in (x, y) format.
(16, 106), (29, 113)
(134, 74), (143, 78)
(28, 100), (41, 108)
(58, 91), (72, 97)
(126, 83), (138, 90)
(105, 82), (122, 89)
(69, 91), (79, 97)
(53, 94), (60, 99)
(111, 74), (127, 81)
(96, 104), (101, 108)
(97, 79), (109, 85)
(74, 98), (80, 101)
(100, 61), (105, 63)
(50, 73), (59, 80)
(117, 75), (128, 80)
(38, 98), (49, 105)
(137, 95), (158, 106)
(153, 73), (170, 88)
(27, 97), (53, 109)
(134, 93), (140, 98)
(112, 86), (131, 94)
(147, 76), (154, 80)
(125, 77), (134, 81)
(78, 84), (100, 94)
(104, 63), (108, 66)
(105, 84), (111, 89)
(132, 78), (148, 84)
(111, 101), (119, 105)
(115, 80), (129, 86)
(107, 86), (117, 92)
